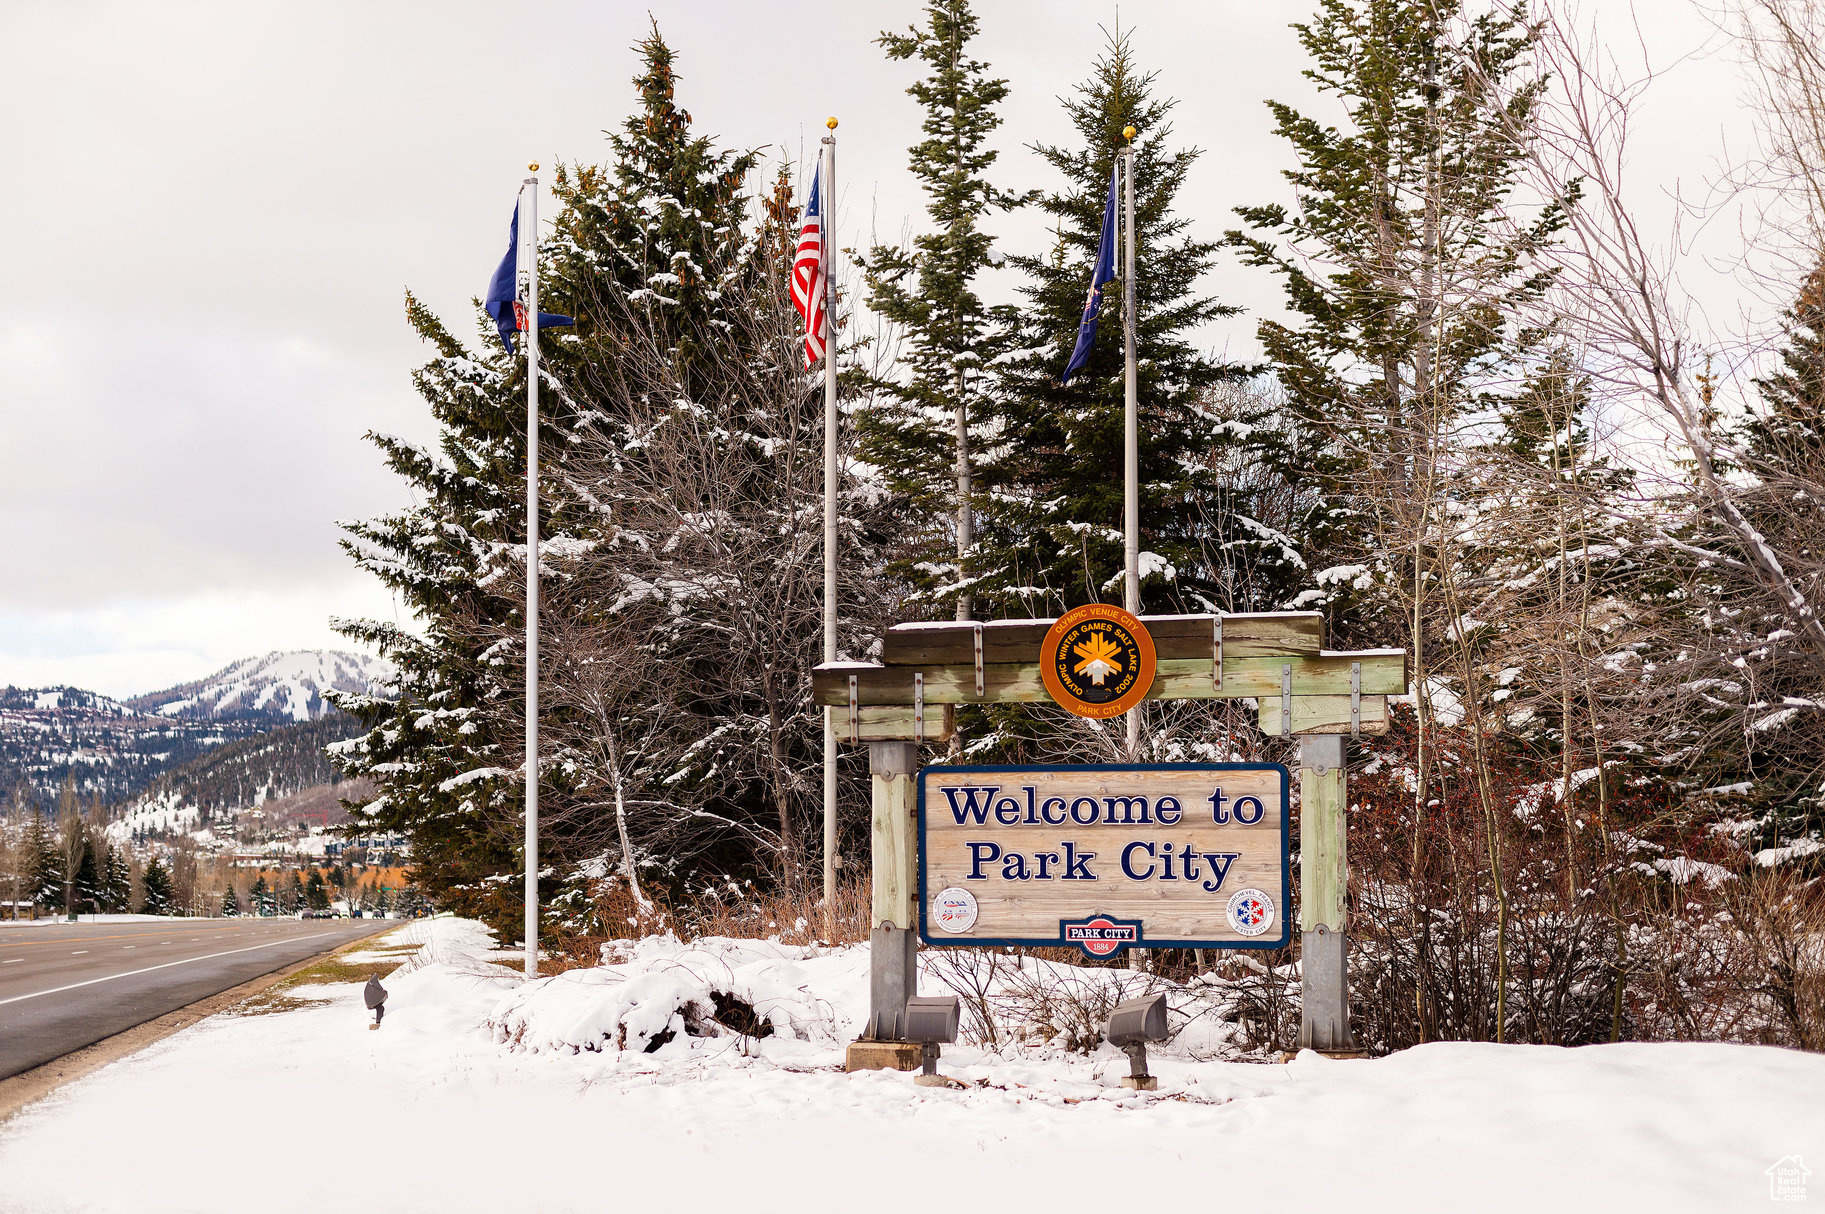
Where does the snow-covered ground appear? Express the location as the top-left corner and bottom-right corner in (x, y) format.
(0, 918), (1818, 1213)
(0, 913), (186, 928)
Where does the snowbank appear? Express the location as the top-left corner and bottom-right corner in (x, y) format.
(487, 936), (851, 1054)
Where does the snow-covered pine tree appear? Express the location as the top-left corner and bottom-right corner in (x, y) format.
(220, 883), (239, 917)
(250, 873), (273, 917)
(333, 22), (771, 936)
(101, 842), (131, 914)
(516, 26), (890, 895)
(1693, 261), (1825, 851)
(140, 855), (172, 915)
(987, 25), (1261, 618)
(542, 19), (758, 405)
(1748, 260), (1825, 465)
(330, 291), (532, 937)
(21, 812), (58, 910)
(859, 0), (1030, 621)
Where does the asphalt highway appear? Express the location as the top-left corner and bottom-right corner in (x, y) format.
(0, 918), (396, 1079)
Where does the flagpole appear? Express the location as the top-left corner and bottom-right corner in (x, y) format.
(821, 119), (840, 929)
(523, 166), (540, 980)
(1121, 129), (1140, 758)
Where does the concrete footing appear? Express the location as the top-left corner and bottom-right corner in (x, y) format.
(845, 1040), (924, 1072)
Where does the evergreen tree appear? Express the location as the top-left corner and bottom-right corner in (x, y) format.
(1228, 0), (1559, 633)
(286, 870), (306, 913)
(23, 813), (60, 909)
(543, 19), (758, 402)
(986, 25), (1259, 616)
(1701, 261), (1825, 846)
(72, 814), (102, 915)
(141, 856), (173, 915)
(859, 0), (1030, 619)
(333, 22), (765, 934)
(305, 870), (329, 911)
(1748, 259), (1825, 467)
(101, 844), (131, 914)
(221, 883), (240, 917)
(250, 874), (273, 917)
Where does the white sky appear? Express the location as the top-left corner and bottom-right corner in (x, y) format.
(0, 0), (1754, 697)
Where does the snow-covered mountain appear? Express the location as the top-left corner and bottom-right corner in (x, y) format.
(2, 650), (394, 808)
(126, 650), (394, 724)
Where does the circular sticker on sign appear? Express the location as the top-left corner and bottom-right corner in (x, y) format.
(932, 886), (979, 934)
(1038, 603), (1157, 719)
(1226, 888), (1276, 936)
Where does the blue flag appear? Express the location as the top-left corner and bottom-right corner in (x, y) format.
(484, 203), (575, 355)
(1062, 164), (1119, 385)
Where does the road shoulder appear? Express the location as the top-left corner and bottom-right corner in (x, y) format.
(0, 921), (397, 1122)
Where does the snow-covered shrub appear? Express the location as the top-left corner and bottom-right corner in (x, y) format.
(487, 936), (843, 1054)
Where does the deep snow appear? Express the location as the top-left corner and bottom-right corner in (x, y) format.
(0, 918), (1817, 1214)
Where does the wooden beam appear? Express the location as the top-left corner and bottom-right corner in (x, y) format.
(1258, 694), (1390, 736)
(813, 649), (1406, 707)
(824, 704), (954, 744)
(879, 611), (1322, 666)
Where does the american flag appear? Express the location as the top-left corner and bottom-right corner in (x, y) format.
(792, 164), (827, 367)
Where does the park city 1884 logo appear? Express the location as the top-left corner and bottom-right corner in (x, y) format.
(1039, 603), (1157, 719)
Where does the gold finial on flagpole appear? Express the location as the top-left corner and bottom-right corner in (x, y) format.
(528, 161), (540, 172)
(826, 117), (839, 129)
(1123, 126), (1137, 142)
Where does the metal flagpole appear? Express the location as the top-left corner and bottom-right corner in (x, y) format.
(523, 165), (541, 979)
(821, 120), (840, 927)
(1121, 130), (1140, 758)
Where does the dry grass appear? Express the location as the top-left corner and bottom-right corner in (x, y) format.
(537, 879), (873, 973)
(231, 938), (420, 1017)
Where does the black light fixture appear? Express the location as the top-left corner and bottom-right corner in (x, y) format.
(903, 995), (961, 1087)
(364, 975), (388, 1030)
(1105, 993), (1169, 1090)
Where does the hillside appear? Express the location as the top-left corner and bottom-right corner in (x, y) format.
(0, 685), (260, 807)
(134, 715), (367, 817)
(108, 716), (372, 851)
(1, 649), (391, 810)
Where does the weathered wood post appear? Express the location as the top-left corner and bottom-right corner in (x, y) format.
(1297, 733), (1352, 1051)
(846, 739), (924, 1070)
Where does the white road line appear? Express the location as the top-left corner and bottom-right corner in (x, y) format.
(70, 950), (88, 955)
(2, 959), (20, 964)
(123, 945), (136, 949)
(0, 932), (340, 1007)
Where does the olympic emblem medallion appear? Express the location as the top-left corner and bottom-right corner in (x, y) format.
(1039, 603), (1157, 719)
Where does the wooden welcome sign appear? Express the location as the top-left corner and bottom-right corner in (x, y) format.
(919, 763), (1290, 956)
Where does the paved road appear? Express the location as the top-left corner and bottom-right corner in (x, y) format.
(0, 918), (396, 1079)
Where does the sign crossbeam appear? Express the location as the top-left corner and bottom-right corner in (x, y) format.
(815, 651), (1405, 709)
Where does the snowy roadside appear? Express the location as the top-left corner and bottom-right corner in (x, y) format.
(0, 917), (1818, 1214)
(0, 915), (200, 928)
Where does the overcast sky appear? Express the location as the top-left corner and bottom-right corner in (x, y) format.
(0, 0), (1750, 697)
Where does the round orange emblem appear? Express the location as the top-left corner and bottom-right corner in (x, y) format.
(1039, 603), (1157, 719)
